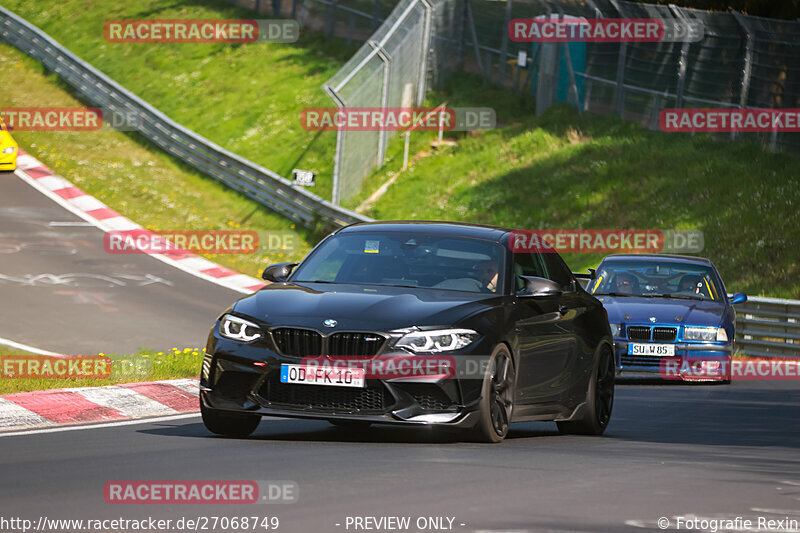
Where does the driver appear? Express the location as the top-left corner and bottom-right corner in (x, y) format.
(614, 272), (639, 294)
(476, 260), (499, 293)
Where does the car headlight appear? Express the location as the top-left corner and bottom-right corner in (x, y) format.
(609, 323), (621, 337)
(219, 314), (263, 342)
(395, 328), (478, 353)
(684, 326), (727, 342)
(2, 146), (15, 154)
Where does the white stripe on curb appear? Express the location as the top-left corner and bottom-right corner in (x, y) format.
(14, 150), (267, 295)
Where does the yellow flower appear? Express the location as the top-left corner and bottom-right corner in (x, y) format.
(158, 352), (164, 356)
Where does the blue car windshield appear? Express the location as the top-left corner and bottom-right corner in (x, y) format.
(291, 232), (506, 294)
(591, 260), (722, 301)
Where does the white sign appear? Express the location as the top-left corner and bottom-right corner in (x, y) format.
(292, 169), (315, 187)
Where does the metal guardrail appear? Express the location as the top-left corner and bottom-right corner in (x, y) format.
(0, 6), (372, 230)
(736, 296), (800, 358)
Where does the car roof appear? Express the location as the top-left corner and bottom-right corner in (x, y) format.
(600, 253), (713, 266)
(338, 221), (512, 241)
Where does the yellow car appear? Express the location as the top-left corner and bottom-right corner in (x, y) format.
(0, 118), (18, 171)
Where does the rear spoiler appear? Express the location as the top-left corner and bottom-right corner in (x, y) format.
(572, 268), (596, 280)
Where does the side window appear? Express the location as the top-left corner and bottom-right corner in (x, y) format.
(541, 252), (574, 290)
(512, 252), (549, 293)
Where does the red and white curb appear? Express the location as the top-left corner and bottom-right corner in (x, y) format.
(14, 150), (267, 294)
(0, 378), (200, 432)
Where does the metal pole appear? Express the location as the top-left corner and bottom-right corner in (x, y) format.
(732, 12), (755, 141)
(369, 40), (391, 167)
(465, 0), (484, 73)
(548, 0), (582, 116)
(669, 5), (691, 109)
(403, 132), (411, 170)
(609, 0), (627, 116)
(324, 85), (347, 205)
(498, 0), (513, 85)
(417, 0), (433, 104)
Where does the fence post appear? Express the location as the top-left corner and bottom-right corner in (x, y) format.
(416, 0), (433, 104)
(669, 5), (691, 109)
(368, 40), (391, 167)
(608, 0), (627, 115)
(325, 0), (339, 37)
(549, 0), (582, 116)
(732, 12), (755, 142)
(465, 0), (484, 73)
(372, 0), (382, 31)
(498, 0), (513, 85)
(324, 86), (347, 205)
(291, 0), (298, 19)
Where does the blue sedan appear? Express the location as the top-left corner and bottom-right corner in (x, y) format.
(588, 254), (746, 382)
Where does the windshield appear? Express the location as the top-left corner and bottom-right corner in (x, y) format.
(291, 232), (505, 293)
(590, 259), (722, 301)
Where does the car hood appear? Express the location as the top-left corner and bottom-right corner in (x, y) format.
(0, 130), (17, 147)
(596, 295), (726, 327)
(231, 282), (498, 331)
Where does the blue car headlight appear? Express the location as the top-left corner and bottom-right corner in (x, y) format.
(684, 326), (728, 342)
(609, 323), (621, 337)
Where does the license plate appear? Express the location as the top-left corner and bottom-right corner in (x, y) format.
(280, 364), (365, 388)
(628, 343), (675, 356)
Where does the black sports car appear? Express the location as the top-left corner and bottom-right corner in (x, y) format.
(200, 221), (614, 442)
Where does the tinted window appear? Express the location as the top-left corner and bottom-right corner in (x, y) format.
(512, 251), (549, 293)
(542, 252), (575, 290)
(591, 260), (722, 301)
(292, 232), (506, 294)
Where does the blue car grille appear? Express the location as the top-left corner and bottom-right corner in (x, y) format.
(627, 326), (651, 341)
(625, 326), (677, 342)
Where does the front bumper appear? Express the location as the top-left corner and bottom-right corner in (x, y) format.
(0, 152), (17, 171)
(200, 335), (488, 429)
(615, 339), (732, 381)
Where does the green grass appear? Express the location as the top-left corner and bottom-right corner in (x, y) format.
(354, 74), (800, 298)
(1, 0), (357, 199)
(0, 43), (313, 277)
(4, 0), (799, 298)
(0, 348), (203, 395)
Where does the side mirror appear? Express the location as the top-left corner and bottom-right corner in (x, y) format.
(262, 262), (298, 282)
(730, 293), (747, 304)
(518, 276), (562, 298)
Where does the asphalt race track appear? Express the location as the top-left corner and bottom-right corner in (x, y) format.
(0, 173), (244, 354)
(1, 380), (798, 533)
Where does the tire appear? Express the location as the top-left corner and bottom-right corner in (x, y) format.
(201, 401), (260, 437)
(557, 347), (614, 436)
(470, 345), (516, 443)
(328, 420), (372, 429)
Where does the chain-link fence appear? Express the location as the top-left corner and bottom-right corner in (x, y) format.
(322, 0), (460, 203)
(461, 0), (800, 154)
(229, 0), (799, 201)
